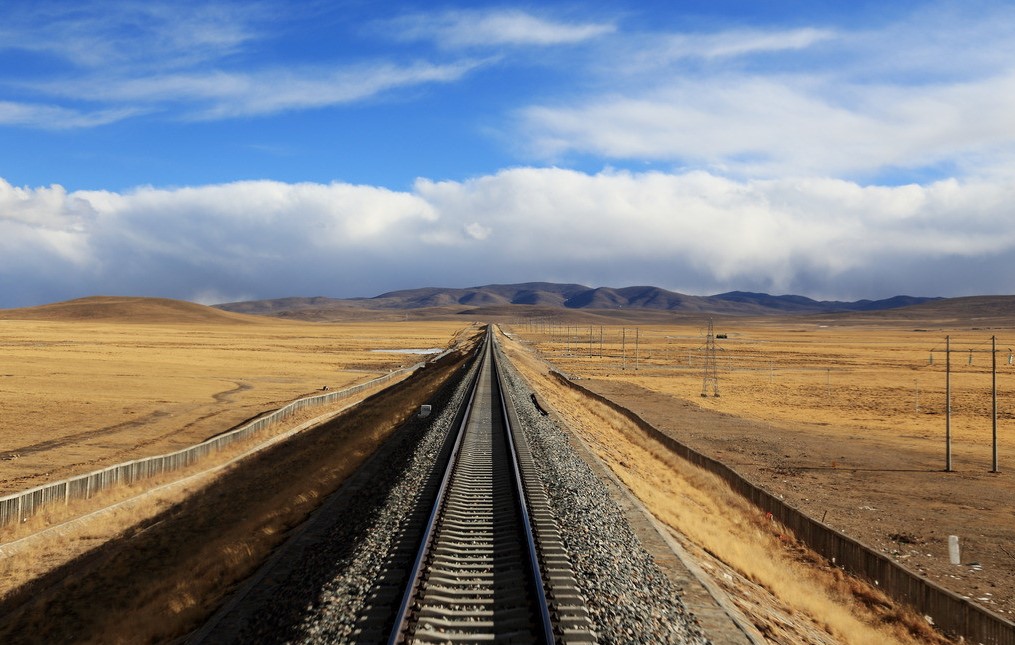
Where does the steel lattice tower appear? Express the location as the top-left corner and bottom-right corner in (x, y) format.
(701, 319), (720, 397)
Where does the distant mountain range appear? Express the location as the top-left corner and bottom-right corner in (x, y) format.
(215, 282), (944, 319)
(3, 288), (1012, 325)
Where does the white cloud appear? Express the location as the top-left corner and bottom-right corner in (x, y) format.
(509, 4), (1015, 182)
(4, 168), (1012, 307)
(0, 1), (261, 71)
(0, 101), (143, 129)
(520, 70), (1015, 179)
(464, 222), (492, 240)
(387, 9), (615, 48)
(2, 2), (486, 126)
(27, 59), (485, 122)
(655, 28), (836, 61)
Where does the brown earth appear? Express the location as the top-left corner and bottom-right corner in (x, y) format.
(505, 317), (1015, 624)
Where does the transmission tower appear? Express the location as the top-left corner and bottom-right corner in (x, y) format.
(701, 319), (720, 397)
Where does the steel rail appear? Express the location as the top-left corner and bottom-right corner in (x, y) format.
(493, 342), (555, 644)
(386, 334), (486, 644)
(387, 327), (554, 644)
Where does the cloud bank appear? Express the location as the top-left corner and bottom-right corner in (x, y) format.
(2, 170), (1012, 308)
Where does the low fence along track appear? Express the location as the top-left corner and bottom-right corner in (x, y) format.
(0, 356), (447, 529)
(389, 329), (594, 643)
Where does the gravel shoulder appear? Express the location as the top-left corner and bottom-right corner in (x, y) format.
(497, 348), (713, 644)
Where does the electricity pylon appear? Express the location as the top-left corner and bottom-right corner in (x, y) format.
(702, 319), (720, 397)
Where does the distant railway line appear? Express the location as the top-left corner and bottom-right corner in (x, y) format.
(387, 328), (591, 643)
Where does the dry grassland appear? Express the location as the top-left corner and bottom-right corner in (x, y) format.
(503, 318), (1015, 632)
(517, 319), (1014, 456)
(0, 336), (478, 643)
(499, 325), (955, 644)
(0, 305), (474, 641)
(0, 315), (470, 495)
(1, 295), (1008, 643)
(0, 389), (381, 593)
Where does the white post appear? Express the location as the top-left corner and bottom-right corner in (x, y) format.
(948, 535), (961, 565)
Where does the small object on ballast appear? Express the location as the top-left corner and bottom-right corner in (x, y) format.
(530, 393), (549, 416)
(418, 404), (432, 418)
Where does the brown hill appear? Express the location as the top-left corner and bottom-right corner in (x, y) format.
(0, 296), (263, 325)
(813, 295), (1015, 326)
(217, 283), (947, 321)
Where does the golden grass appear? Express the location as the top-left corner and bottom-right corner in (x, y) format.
(0, 380), (395, 594)
(510, 319), (1015, 622)
(0, 341), (478, 643)
(498, 326), (951, 645)
(0, 471), (214, 597)
(0, 310), (475, 641)
(0, 317), (472, 494)
(517, 320), (1015, 461)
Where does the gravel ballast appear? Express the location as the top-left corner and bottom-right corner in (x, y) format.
(497, 347), (710, 644)
(199, 354), (481, 644)
(198, 337), (710, 643)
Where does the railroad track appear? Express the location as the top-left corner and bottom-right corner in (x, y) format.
(387, 328), (595, 644)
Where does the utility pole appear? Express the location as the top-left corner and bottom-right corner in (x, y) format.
(621, 328), (627, 370)
(702, 319), (720, 397)
(932, 335), (1007, 473)
(992, 336), (999, 473)
(635, 328), (640, 370)
(946, 335), (952, 472)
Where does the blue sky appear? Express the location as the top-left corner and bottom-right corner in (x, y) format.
(2, 1), (1015, 307)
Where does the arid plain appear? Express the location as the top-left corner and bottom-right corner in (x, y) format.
(1, 295), (1013, 643)
(504, 313), (1015, 622)
(0, 298), (470, 496)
